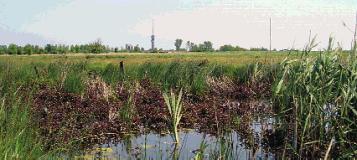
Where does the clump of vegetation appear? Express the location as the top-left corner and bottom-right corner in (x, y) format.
(62, 62), (88, 94)
(163, 89), (184, 144)
(273, 40), (357, 158)
(63, 72), (85, 94)
(0, 94), (48, 159)
(117, 86), (137, 129)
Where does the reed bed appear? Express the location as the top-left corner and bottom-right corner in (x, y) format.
(273, 43), (357, 158)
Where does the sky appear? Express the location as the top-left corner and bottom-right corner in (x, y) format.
(0, 0), (356, 50)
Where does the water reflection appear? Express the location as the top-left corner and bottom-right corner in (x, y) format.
(71, 117), (275, 160)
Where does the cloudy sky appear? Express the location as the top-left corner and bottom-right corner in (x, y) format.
(0, 0), (356, 50)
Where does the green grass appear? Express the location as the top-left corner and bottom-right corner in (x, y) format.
(0, 94), (47, 159)
(0, 51), (316, 67)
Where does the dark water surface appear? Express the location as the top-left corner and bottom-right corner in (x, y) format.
(66, 117), (275, 160)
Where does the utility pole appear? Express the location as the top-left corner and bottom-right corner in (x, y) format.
(354, 11), (357, 45)
(308, 29), (311, 44)
(269, 17), (272, 52)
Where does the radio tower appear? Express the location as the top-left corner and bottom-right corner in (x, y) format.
(151, 19), (155, 52)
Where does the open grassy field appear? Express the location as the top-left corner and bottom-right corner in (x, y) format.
(0, 51), (303, 67)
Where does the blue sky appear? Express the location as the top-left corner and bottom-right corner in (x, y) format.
(0, 0), (356, 49)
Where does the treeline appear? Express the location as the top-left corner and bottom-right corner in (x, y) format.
(0, 39), (147, 55)
(174, 39), (269, 52)
(219, 45), (247, 51)
(174, 39), (214, 52)
(0, 39), (275, 55)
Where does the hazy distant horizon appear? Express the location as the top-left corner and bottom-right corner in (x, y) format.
(0, 0), (356, 50)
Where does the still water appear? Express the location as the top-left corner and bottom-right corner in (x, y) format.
(68, 117), (275, 160)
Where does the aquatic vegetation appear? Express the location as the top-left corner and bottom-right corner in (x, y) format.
(163, 89), (184, 144)
(273, 42), (357, 158)
(0, 94), (47, 159)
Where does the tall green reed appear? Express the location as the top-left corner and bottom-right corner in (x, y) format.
(273, 38), (357, 158)
(163, 89), (184, 144)
(0, 94), (48, 159)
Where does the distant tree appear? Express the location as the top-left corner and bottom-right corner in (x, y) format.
(202, 41), (213, 51)
(175, 39), (183, 51)
(219, 45), (235, 51)
(134, 44), (141, 52)
(250, 47), (268, 51)
(219, 44), (247, 52)
(125, 44), (133, 52)
(57, 44), (68, 54)
(45, 44), (53, 54)
(17, 46), (24, 55)
(189, 41), (213, 52)
(0, 45), (7, 55)
(24, 44), (33, 55)
(151, 48), (158, 53)
(70, 45), (75, 53)
(8, 44), (17, 55)
(114, 47), (119, 53)
(33, 45), (40, 54)
(0, 42), (133, 55)
(74, 45), (80, 53)
(89, 39), (105, 53)
(191, 43), (200, 52)
(186, 41), (191, 51)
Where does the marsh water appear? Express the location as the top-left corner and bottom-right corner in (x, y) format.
(66, 116), (276, 160)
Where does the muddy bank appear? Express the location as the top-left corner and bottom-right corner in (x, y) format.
(32, 76), (272, 150)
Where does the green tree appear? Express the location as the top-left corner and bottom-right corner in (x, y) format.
(174, 39), (183, 51)
(89, 39), (105, 53)
(0, 45), (7, 55)
(8, 44), (17, 55)
(133, 44), (141, 52)
(202, 41), (213, 52)
(33, 45), (41, 54)
(17, 46), (24, 55)
(24, 44), (33, 55)
(250, 47), (268, 51)
(219, 44), (247, 52)
(45, 44), (53, 54)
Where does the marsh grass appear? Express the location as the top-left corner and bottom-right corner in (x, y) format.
(0, 94), (47, 159)
(63, 72), (85, 94)
(62, 62), (88, 94)
(118, 87), (136, 127)
(0, 49), (354, 159)
(209, 133), (236, 159)
(273, 40), (357, 158)
(101, 63), (124, 86)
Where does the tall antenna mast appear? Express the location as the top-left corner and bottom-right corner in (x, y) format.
(151, 19), (155, 52)
(152, 19), (154, 36)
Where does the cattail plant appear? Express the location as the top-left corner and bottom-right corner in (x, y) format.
(163, 89), (184, 144)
